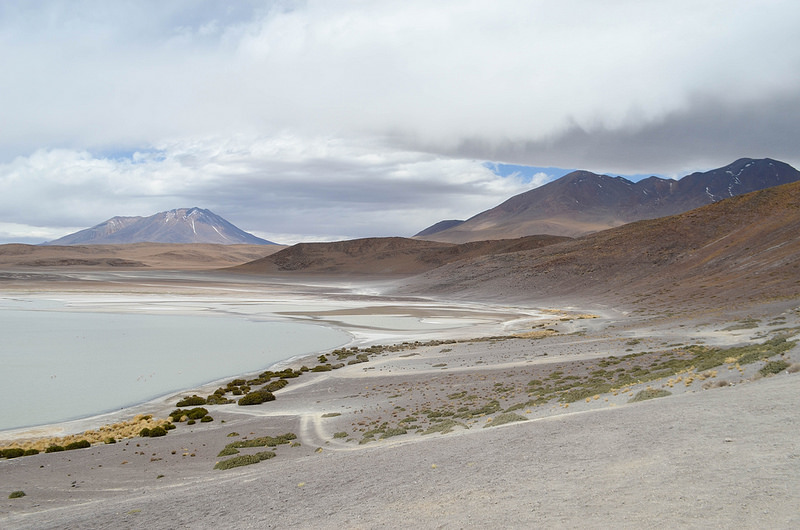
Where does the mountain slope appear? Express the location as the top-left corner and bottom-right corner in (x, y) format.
(44, 208), (275, 245)
(232, 235), (570, 275)
(417, 158), (800, 242)
(402, 179), (800, 308)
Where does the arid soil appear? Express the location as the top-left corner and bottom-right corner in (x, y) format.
(2, 269), (799, 529)
(0, 243), (281, 270)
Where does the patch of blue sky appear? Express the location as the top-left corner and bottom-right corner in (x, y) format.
(485, 161), (668, 183)
(484, 162), (574, 184)
(93, 147), (167, 164)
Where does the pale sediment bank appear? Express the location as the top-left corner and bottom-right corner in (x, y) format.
(2, 300), (799, 528)
(0, 282), (556, 445)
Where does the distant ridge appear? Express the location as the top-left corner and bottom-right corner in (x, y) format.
(416, 158), (800, 242)
(414, 220), (465, 237)
(44, 208), (275, 245)
(233, 234), (569, 275)
(403, 179), (800, 307)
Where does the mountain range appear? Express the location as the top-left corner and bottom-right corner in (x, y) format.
(44, 207), (274, 246)
(402, 178), (800, 308)
(415, 158), (800, 242)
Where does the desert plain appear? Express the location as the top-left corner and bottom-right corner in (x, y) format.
(1, 237), (799, 529)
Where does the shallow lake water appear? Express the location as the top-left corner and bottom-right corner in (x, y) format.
(0, 298), (351, 431)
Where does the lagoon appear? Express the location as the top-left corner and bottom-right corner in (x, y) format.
(0, 297), (351, 431)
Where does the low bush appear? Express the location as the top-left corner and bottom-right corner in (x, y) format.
(238, 389), (275, 406)
(484, 412), (528, 428)
(148, 426), (168, 437)
(381, 427), (407, 439)
(629, 388), (672, 403)
(23, 448), (39, 456)
(2, 447), (25, 459)
(45, 445), (65, 453)
(176, 395), (206, 407)
(333, 432), (348, 439)
(311, 364), (332, 372)
(186, 407), (208, 420)
(760, 360), (789, 376)
(422, 419), (466, 435)
(64, 440), (91, 450)
(200, 416), (214, 423)
(264, 379), (289, 392)
(217, 446), (240, 457)
(9, 491), (25, 499)
(206, 394), (232, 405)
(214, 451), (276, 470)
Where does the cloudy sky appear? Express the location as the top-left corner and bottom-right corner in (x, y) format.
(1, 1), (799, 244)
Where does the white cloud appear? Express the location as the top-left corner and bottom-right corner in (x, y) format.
(0, 134), (538, 243)
(0, 1), (799, 242)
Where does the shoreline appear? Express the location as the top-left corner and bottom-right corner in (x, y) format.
(0, 276), (554, 444)
(2, 271), (798, 527)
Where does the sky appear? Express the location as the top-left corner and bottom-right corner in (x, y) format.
(1, 1), (799, 244)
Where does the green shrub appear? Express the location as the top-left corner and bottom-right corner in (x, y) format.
(45, 445), (65, 453)
(23, 448), (39, 456)
(9, 491), (25, 499)
(148, 426), (167, 437)
(200, 416), (214, 423)
(2, 447), (25, 459)
(139, 428), (151, 437)
(264, 379), (289, 392)
(176, 395), (206, 407)
(186, 407), (209, 420)
(206, 394), (232, 405)
(238, 389), (275, 406)
(217, 446), (240, 457)
(629, 389), (672, 403)
(422, 419), (466, 435)
(484, 413), (528, 428)
(187, 419), (196, 425)
(311, 364), (332, 372)
(214, 451), (276, 470)
(163, 422), (176, 430)
(64, 440), (91, 450)
(760, 360), (790, 376)
(381, 427), (407, 439)
(333, 432), (348, 439)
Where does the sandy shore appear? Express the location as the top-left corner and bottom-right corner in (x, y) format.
(2, 271), (799, 528)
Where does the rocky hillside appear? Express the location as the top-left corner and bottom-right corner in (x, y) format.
(232, 235), (569, 275)
(417, 158), (800, 242)
(403, 179), (800, 308)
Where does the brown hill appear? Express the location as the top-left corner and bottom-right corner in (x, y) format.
(0, 243), (282, 270)
(232, 235), (570, 276)
(402, 180), (800, 309)
(417, 158), (800, 242)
